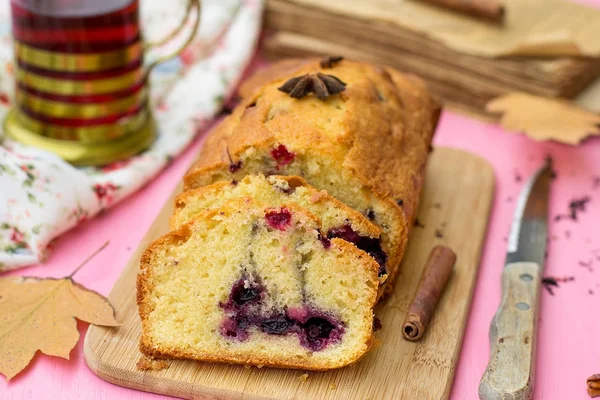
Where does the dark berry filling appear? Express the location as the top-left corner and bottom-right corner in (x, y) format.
(306, 319), (333, 338)
(265, 208), (292, 231)
(299, 316), (344, 352)
(232, 286), (261, 306)
(220, 277), (344, 351)
(260, 314), (295, 335)
(221, 276), (264, 311)
(229, 160), (242, 173)
(327, 225), (388, 276)
(366, 209), (376, 220)
(318, 232), (331, 249)
(305, 318), (333, 341)
(220, 315), (252, 341)
(271, 144), (295, 168)
(328, 225), (361, 243)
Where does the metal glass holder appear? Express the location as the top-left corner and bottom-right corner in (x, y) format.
(3, 109), (156, 166)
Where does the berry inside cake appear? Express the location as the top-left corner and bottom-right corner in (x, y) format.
(138, 199), (379, 370)
(171, 174), (389, 282)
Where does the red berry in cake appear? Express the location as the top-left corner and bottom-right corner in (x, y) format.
(220, 275), (347, 351)
(318, 232), (331, 249)
(265, 208), (292, 231)
(271, 144), (295, 168)
(287, 306), (309, 322)
(327, 225), (361, 243)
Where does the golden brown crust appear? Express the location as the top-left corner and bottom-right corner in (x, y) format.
(170, 180), (231, 229)
(138, 332), (375, 372)
(138, 200), (379, 370)
(185, 59), (440, 205)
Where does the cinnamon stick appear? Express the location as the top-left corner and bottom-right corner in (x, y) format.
(415, 0), (505, 25)
(588, 374), (600, 398)
(402, 245), (456, 342)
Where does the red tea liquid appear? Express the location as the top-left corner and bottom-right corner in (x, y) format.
(11, 0), (146, 127)
(11, 0), (139, 52)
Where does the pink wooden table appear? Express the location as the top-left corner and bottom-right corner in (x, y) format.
(2, 82), (600, 400)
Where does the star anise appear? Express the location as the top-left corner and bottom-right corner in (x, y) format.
(320, 56), (344, 68)
(278, 73), (346, 101)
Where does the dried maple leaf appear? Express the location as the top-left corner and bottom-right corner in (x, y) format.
(0, 242), (119, 380)
(486, 92), (600, 145)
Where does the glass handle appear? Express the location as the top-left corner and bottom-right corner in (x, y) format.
(143, 0), (201, 80)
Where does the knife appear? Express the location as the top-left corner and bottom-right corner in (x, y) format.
(479, 159), (553, 400)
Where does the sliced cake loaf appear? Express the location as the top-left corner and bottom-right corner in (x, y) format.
(183, 58), (441, 295)
(138, 199), (380, 370)
(171, 174), (389, 284)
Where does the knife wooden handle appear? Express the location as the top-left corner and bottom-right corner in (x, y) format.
(478, 262), (542, 400)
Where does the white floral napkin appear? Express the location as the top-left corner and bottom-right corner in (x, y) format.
(0, 0), (264, 271)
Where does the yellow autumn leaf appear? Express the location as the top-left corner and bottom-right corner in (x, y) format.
(0, 275), (119, 380)
(487, 92), (600, 145)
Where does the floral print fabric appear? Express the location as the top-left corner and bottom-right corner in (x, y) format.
(0, 0), (263, 271)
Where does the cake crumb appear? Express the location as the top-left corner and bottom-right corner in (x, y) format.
(257, 364), (264, 369)
(414, 218), (425, 228)
(244, 364), (251, 369)
(373, 316), (382, 331)
(299, 373), (309, 382)
(329, 383), (337, 390)
(136, 356), (169, 371)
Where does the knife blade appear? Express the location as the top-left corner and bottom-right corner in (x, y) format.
(479, 159), (553, 400)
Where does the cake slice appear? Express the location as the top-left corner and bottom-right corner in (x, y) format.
(138, 199), (379, 370)
(183, 58), (440, 296)
(170, 174), (388, 283)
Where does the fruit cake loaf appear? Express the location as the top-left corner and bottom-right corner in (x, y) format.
(183, 58), (441, 295)
(171, 174), (388, 283)
(138, 199), (379, 370)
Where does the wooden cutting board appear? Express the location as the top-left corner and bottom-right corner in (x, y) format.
(84, 147), (494, 400)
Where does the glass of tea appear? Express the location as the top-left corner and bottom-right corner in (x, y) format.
(4, 0), (201, 166)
